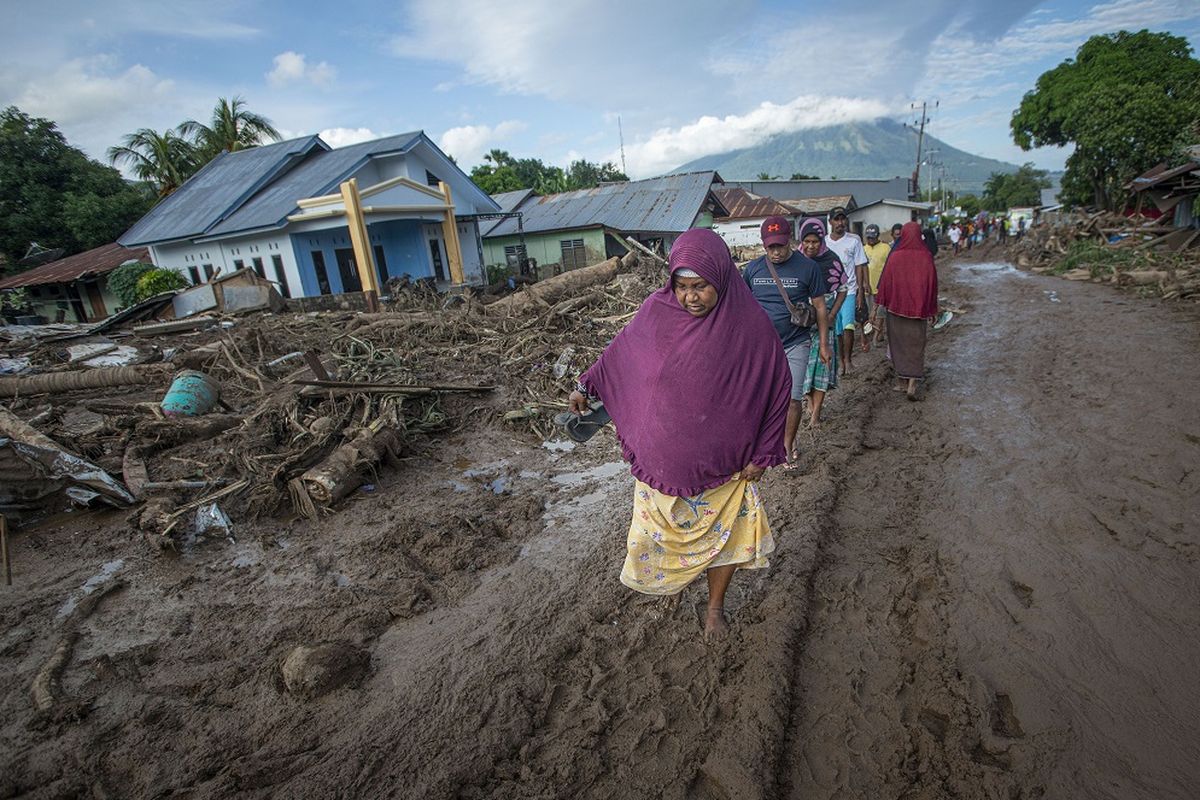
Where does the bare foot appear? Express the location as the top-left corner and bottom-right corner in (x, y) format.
(906, 378), (920, 401)
(704, 607), (729, 641)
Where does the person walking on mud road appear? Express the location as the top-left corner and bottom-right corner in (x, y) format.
(949, 223), (961, 254)
(797, 218), (849, 428)
(742, 215), (832, 466)
(872, 221), (938, 401)
(862, 224), (890, 350)
(567, 228), (792, 641)
(824, 206), (867, 376)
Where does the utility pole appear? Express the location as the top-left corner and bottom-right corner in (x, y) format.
(908, 101), (937, 198)
(618, 116), (627, 177)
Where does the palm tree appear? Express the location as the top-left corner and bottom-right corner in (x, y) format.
(107, 128), (197, 197)
(180, 96), (281, 161)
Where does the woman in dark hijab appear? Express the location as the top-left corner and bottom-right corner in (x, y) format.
(567, 228), (792, 640)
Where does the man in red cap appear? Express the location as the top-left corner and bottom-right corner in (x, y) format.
(742, 215), (831, 465)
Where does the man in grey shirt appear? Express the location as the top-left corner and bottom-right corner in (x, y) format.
(743, 216), (831, 463)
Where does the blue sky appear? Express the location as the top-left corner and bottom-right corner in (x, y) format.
(2, 0), (1198, 180)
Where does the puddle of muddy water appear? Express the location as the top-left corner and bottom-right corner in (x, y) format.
(550, 461), (626, 487)
(56, 559), (125, 619)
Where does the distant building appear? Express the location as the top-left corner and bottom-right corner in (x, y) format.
(782, 195), (857, 220)
(846, 199), (936, 238)
(711, 187), (800, 246)
(0, 243), (149, 322)
(726, 177), (913, 207)
(481, 172), (729, 273)
(119, 132), (499, 296)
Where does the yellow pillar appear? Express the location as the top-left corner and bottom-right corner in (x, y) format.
(339, 178), (381, 307)
(438, 181), (466, 284)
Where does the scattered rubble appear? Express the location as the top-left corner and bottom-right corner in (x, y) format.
(1008, 211), (1200, 301)
(0, 249), (662, 545)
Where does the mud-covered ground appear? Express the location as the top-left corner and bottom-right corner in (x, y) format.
(3, 254), (1199, 799)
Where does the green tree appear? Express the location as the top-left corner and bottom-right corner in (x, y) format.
(467, 150), (627, 195)
(754, 172), (780, 180)
(789, 172), (819, 180)
(1011, 30), (1200, 209)
(982, 163), (1051, 210)
(0, 106), (153, 266)
(108, 260), (155, 306)
(954, 193), (982, 217)
(107, 127), (197, 197)
(180, 96), (281, 162)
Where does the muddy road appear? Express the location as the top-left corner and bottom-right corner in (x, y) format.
(2, 257), (1198, 799)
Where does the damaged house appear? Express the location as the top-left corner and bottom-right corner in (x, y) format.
(0, 243), (149, 323)
(481, 172), (729, 273)
(118, 132), (500, 296)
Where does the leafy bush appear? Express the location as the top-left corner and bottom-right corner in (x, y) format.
(1, 287), (32, 314)
(1051, 239), (1139, 278)
(134, 268), (189, 301)
(108, 261), (154, 306)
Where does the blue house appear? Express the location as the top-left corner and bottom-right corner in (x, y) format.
(119, 132), (500, 296)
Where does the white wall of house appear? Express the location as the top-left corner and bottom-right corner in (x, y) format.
(714, 217), (769, 247)
(847, 203), (928, 236)
(150, 232), (303, 299)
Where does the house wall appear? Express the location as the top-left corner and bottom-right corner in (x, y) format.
(847, 204), (922, 235)
(23, 277), (122, 322)
(713, 215), (802, 247)
(290, 219), (456, 296)
(483, 229), (606, 274)
(150, 233), (302, 299)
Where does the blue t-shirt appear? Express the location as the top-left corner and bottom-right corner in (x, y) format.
(742, 252), (825, 348)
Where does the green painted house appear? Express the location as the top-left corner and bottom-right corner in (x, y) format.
(481, 172), (727, 275)
(0, 242), (148, 323)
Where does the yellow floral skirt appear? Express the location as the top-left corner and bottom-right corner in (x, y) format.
(620, 476), (775, 596)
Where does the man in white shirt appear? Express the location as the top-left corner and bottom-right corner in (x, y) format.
(824, 206), (868, 376)
(949, 223), (962, 254)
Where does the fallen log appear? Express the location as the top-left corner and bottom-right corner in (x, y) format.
(485, 257), (624, 316)
(298, 420), (400, 509)
(0, 364), (170, 398)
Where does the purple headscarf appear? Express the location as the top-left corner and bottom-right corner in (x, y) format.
(580, 228), (791, 496)
(799, 217), (847, 294)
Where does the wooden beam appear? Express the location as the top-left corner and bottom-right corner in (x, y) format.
(339, 178), (382, 311)
(438, 181), (466, 285)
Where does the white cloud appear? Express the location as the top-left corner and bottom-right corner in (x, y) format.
(438, 120), (528, 166)
(267, 51), (336, 88)
(620, 95), (892, 178)
(320, 127), (383, 148)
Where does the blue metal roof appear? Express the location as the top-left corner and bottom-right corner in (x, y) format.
(205, 131), (423, 237)
(119, 135), (326, 246)
(484, 172), (725, 238)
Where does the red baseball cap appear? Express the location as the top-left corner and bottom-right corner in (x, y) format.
(760, 215), (791, 246)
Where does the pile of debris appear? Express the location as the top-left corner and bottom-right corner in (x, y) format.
(1010, 212), (1200, 301)
(0, 248), (661, 544)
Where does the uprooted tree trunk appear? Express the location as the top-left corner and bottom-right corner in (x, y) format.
(0, 365), (171, 398)
(485, 254), (633, 316)
(296, 419), (401, 512)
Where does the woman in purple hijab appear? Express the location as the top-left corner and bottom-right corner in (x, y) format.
(567, 228), (791, 640)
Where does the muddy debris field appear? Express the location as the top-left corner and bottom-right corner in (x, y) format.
(2, 238), (1200, 800)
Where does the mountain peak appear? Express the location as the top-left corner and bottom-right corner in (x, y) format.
(672, 118), (1018, 194)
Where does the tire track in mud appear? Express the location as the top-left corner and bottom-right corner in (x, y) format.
(455, 357), (898, 800)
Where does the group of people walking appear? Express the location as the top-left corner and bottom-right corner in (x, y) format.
(566, 212), (939, 639)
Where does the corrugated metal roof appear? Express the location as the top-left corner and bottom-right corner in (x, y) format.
(0, 243), (149, 289)
(485, 172), (725, 238)
(119, 135), (327, 246)
(490, 188), (535, 213)
(713, 187), (796, 220)
(205, 132), (423, 236)
(782, 195), (856, 215)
